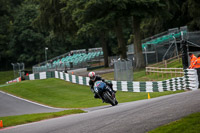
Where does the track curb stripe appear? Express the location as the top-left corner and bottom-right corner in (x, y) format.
(5, 69), (199, 92)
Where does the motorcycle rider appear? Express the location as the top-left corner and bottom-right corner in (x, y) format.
(88, 71), (116, 98)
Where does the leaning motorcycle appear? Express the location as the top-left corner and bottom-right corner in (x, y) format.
(94, 80), (118, 106)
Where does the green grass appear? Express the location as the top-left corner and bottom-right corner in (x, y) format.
(0, 78), (100, 108)
(101, 71), (115, 80)
(101, 70), (181, 81)
(0, 70), (15, 85)
(134, 69), (183, 81)
(0, 60), (186, 129)
(101, 59), (183, 81)
(0, 109), (85, 128)
(156, 59), (183, 68)
(149, 112), (200, 133)
(87, 66), (110, 71)
(0, 78), (184, 108)
(166, 60), (183, 68)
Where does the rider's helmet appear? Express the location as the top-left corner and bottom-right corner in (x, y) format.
(88, 71), (96, 81)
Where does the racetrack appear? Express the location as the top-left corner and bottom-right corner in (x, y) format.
(1, 90), (200, 133)
(0, 91), (65, 117)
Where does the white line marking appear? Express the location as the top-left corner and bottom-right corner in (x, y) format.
(0, 90), (66, 110)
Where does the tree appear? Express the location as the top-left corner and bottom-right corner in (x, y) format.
(73, 22), (110, 67)
(65, 0), (114, 67)
(34, 0), (78, 37)
(69, 0), (128, 60)
(187, 0), (200, 30)
(127, 0), (167, 69)
(74, 0), (166, 69)
(9, 1), (46, 65)
(0, 0), (24, 70)
(140, 0), (189, 38)
(34, 0), (98, 59)
(1, 0), (197, 71)
(35, 0), (127, 67)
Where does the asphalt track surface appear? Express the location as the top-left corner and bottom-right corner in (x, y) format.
(1, 90), (200, 133)
(0, 91), (65, 117)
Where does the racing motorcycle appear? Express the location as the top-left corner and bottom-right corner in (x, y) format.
(94, 80), (118, 106)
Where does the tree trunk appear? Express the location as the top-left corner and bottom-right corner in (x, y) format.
(100, 31), (109, 67)
(132, 16), (145, 69)
(115, 19), (127, 60)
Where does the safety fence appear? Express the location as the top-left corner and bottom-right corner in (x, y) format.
(146, 67), (184, 78)
(6, 69), (199, 92)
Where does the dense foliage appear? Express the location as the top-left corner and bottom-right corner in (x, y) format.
(0, 0), (200, 70)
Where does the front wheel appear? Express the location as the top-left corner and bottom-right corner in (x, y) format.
(115, 100), (118, 105)
(103, 91), (117, 106)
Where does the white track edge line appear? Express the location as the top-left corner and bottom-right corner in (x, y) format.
(0, 90), (67, 110)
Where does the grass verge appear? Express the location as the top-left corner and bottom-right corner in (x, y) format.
(0, 78), (184, 108)
(101, 59), (183, 81)
(0, 71), (15, 85)
(101, 69), (183, 81)
(0, 109), (85, 128)
(149, 112), (200, 133)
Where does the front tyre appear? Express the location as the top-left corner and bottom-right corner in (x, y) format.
(104, 91), (116, 106)
(115, 100), (118, 105)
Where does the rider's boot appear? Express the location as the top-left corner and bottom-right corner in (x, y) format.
(94, 94), (100, 99)
(107, 83), (116, 93)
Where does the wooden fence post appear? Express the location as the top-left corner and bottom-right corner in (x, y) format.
(164, 60), (166, 68)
